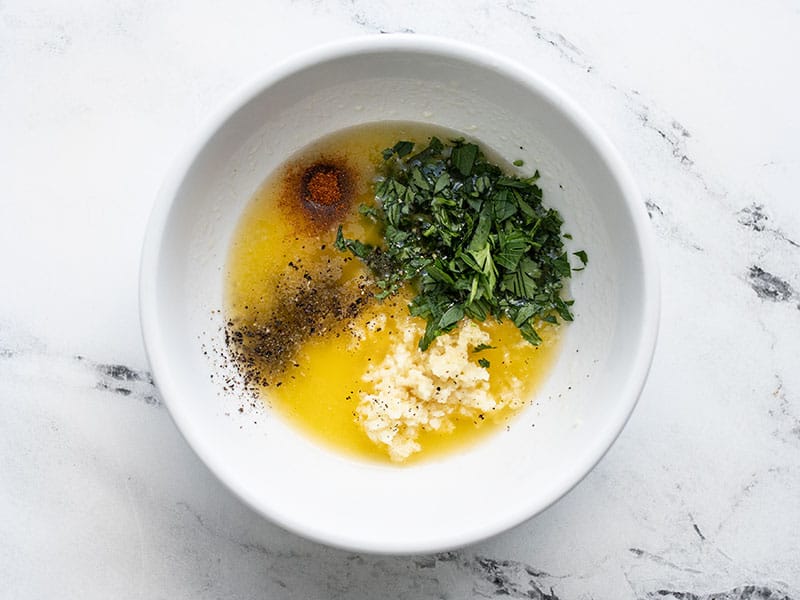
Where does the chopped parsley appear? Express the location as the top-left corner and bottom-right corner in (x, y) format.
(335, 137), (585, 350)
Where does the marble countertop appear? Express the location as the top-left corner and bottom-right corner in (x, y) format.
(2, 1), (799, 598)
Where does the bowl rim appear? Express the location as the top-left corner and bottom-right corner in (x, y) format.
(139, 33), (660, 554)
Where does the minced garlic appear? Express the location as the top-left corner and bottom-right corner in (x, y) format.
(357, 321), (522, 462)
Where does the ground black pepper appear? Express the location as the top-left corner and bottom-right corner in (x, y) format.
(224, 262), (373, 391)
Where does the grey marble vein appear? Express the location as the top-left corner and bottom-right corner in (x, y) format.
(647, 587), (793, 600)
(0, 327), (161, 408)
(504, 2), (593, 72)
(629, 548), (703, 575)
(618, 87), (702, 177)
(738, 204), (800, 249)
(747, 266), (796, 304)
(641, 195), (704, 251)
(174, 501), (568, 599)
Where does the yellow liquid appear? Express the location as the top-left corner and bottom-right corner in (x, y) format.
(225, 122), (561, 464)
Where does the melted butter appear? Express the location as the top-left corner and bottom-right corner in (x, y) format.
(225, 122), (561, 464)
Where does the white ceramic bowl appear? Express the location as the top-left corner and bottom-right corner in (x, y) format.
(140, 35), (659, 554)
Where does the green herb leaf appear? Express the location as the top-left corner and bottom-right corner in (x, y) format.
(358, 204), (379, 219)
(438, 304), (465, 329)
(335, 138), (582, 350)
(477, 358), (491, 368)
(518, 321), (542, 345)
(473, 343), (495, 353)
(451, 143), (479, 177)
(495, 228), (528, 271)
(433, 173), (451, 195)
(467, 208), (492, 254)
(334, 226), (371, 259)
(392, 140), (414, 157)
(552, 252), (572, 278)
(410, 167), (429, 191)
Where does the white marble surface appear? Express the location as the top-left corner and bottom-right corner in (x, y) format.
(1, 1), (799, 598)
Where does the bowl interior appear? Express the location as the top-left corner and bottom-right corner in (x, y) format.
(142, 37), (657, 553)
